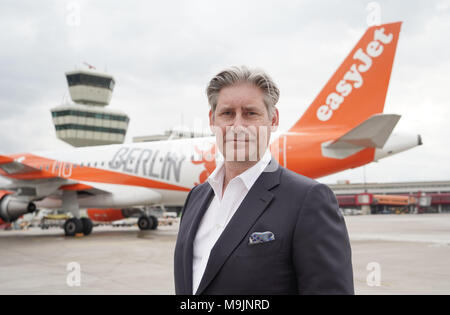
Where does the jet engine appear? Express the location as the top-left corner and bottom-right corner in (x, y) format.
(0, 192), (36, 222)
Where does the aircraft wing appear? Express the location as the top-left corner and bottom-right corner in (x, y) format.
(0, 153), (162, 211)
(0, 155), (45, 176)
(0, 154), (111, 199)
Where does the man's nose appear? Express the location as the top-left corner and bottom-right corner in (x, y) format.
(232, 112), (246, 128)
(225, 113), (245, 139)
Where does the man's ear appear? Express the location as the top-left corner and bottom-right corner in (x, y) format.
(209, 109), (215, 133)
(271, 108), (279, 132)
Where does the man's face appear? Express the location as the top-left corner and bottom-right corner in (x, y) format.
(209, 82), (279, 162)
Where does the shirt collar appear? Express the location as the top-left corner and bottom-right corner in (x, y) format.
(207, 149), (272, 197)
(238, 149), (272, 190)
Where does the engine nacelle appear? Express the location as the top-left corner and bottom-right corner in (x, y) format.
(0, 194), (36, 222)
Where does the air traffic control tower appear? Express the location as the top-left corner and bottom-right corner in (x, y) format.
(50, 67), (129, 147)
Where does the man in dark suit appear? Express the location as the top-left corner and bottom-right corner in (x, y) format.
(174, 66), (354, 295)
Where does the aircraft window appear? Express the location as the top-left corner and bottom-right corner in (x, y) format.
(94, 162), (97, 167)
(46, 165), (49, 171)
(87, 162), (91, 167)
(101, 161), (105, 166)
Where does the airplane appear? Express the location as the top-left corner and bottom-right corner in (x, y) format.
(0, 218), (12, 230)
(0, 21), (422, 236)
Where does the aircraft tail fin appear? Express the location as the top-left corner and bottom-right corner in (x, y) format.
(289, 22), (402, 132)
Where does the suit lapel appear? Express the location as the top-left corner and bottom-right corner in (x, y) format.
(195, 158), (281, 295)
(182, 184), (214, 295)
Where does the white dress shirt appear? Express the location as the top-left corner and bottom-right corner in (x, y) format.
(192, 150), (272, 294)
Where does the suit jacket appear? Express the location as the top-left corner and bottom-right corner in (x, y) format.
(174, 158), (354, 295)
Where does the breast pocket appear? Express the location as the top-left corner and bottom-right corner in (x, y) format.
(235, 238), (283, 258)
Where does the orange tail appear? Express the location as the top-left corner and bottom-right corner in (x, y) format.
(289, 22), (402, 132)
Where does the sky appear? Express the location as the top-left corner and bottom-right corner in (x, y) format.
(0, 0), (449, 185)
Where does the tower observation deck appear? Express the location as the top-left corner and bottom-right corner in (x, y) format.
(51, 67), (129, 147)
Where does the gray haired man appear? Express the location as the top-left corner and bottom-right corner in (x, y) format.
(174, 66), (354, 295)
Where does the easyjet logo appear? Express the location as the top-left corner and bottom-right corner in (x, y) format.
(316, 27), (394, 122)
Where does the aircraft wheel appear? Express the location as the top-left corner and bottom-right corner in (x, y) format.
(138, 216), (153, 231)
(81, 218), (93, 236)
(150, 215), (158, 230)
(64, 218), (82, 236)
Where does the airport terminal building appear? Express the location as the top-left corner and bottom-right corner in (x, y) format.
(328, 180), (450, 214)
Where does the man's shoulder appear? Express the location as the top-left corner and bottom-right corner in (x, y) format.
(276, 167), (336, 208)
(278, 166), (319, 191)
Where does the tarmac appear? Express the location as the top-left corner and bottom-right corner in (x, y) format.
(1, 213), (450, 295)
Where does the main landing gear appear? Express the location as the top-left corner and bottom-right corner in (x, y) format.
(64, 217), (93, 236)
(61, 190), (93, 237)
(137, 215), (158, 231)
